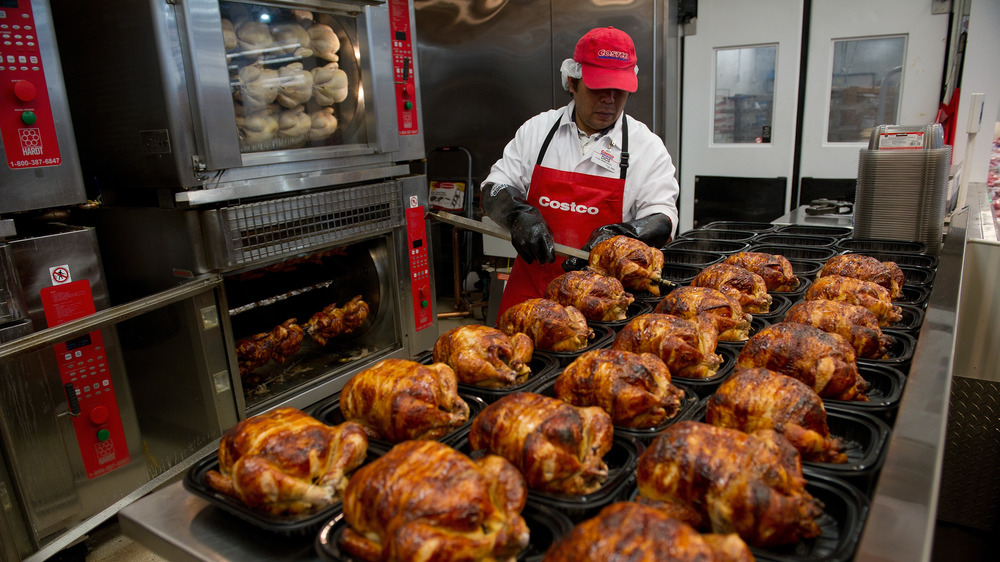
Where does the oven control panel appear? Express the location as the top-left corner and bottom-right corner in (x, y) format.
(41, 279), (129, 478)
(0, 0), (62, 169)
(389, 0), (418, 136)
(405, 205), (433, 331)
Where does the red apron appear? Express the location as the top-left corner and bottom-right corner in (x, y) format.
(497, 114), (629, 317)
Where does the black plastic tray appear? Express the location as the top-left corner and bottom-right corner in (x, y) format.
(894, 285), (930, 308)
(677, 228), (757, 242)
(588, 300), (652, 332)
(669, 344), (738, 398)
(857, 330), (916, 368)
(751, 472), (870, 562)
(536, 378), (701, 445)
(823, 364), (906, 422)
(835, 238), (928, 254)
(663, 238), (751, 254)
(314, 501), (574, 562)
(310, 392), (487, 453)
(889, 303), (925, 333)
(412, 351), (563, 404)
(750, 244), (840, 263)
(899, 265), (936, 287)
(183, 448), (377, 536)
(770, 276), (812, 298)
(533, 324), (615, 367)
(787, 258), (824, 279)
(715, 316), (771, 351)
(660, 248), (726, 267)
(774, 224), (853, 238)
(753, 293), (794, 322)
(840, 250), (939, 269)
(753, 233), (840, 248)
(701, 220), (777, 232)
(804, 407), (891, 494)
(658, 263), (705, 286)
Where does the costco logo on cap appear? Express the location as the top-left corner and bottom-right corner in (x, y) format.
(597, 49), (630, 62)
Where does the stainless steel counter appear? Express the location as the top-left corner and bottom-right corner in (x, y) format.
(772, 205), (855, 227)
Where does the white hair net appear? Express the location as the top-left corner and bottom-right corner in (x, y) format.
(560, 57), (639, 91)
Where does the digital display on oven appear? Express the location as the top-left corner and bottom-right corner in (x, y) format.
(0, 1), (19, 8)
(65, 334), (92, 351)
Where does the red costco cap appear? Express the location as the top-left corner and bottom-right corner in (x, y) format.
(573, 27), (638, 93)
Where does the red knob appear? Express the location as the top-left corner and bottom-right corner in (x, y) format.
(13, 80), (36, 102)
(401, 83), (413, 98)
(89, 405), (110, 425)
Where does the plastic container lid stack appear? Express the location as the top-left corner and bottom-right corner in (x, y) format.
(854, 124), (951, 255)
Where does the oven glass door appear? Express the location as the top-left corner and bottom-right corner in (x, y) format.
(221, 1), (370, 155)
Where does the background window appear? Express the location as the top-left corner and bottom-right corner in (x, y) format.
(827, 36), (907, 143)
(714, 45), (777, 144)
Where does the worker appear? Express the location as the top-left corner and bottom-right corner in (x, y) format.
(480, 26), (680, 316)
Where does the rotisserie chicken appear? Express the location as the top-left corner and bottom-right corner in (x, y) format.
(468, 392), (613, 495)
(204, 407), (368, 515)
(737, 322), (868, 401)
(587, 235), (666, 296)
(724, 251), (801, 292)
(612, 313), (722, 379)
(339, 440), (530, 562)
(784, 299), (892, 359)
(235, 318), (305, 378)
(544, 269), (634, 322)
(884, 260), (906, 296)
(805, 275), (903, 327)
(433, 325), (534, 388)
(340, 359), (470, 442)
(692, 263), (773, 314)
(707, 368), (848, 463)
(636, 420), (823, 547)
(554, 349), (685, 429)
(653, 285), (752, 342)
(819, 254), (903, 298)
(542, 501), (754, 562)
(496, 298), (594, 352)
(304, 295), (369, 346)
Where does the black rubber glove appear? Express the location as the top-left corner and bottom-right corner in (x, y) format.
(481, 182), (556, 264)
(562, 213), (673, 271)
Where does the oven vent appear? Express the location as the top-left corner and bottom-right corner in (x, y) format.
(211, 181), (403, 268)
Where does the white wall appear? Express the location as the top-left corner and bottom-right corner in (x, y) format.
(952, 0), (1000, 184)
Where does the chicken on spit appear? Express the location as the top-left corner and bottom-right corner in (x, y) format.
(496, 298), (594, 352)
(544, 269), (634, 322)
(805, 275), (903, 327)
(468, 392), (613, 495)
(340, 359), (471, 442)
(554, 349), (685, 429)
(304, 295), (369, 346)
(724, 251), (801, 292)
(339, 440), (530, 562)
(692, 263), (773, 314)
(636, 420), (823, 547)
(543, 502), (753, 562)
(234, 318), (305, 379)
(784, 299), (892, 359)
(818, 254), (903, 299)
(433, 325), (534, 388)
(707, 368), (848, 463)
(653, 285), (752, 342)
(612, 313), (722, 379)
(587, 235), (666, 296)
(737, 322), (868, 401)
(204, 407), (368, 516)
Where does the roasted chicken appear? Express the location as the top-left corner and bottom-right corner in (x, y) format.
(707, 368), (848, 463)
(468, 392), (613, 495)
(554, 349), (685, 429)
(234, 318), (305, 378)
(653, 285), (752, 342)
(340, 440), (530, 562)
(587, 235), (666, 296)
(340, 359), (470, 442)
(304, 295), (370, 346)
(612, 313), (722, 379)
(884, 260), (906, 296)
(805, 275), (903, 327)
(819, 254), (903, 299)
(204, 407), (368, 516)
(636, 420), (823, 547)
(724, 251), (801, 292)
(784, 299), (892, 359)
(737, 322), (868, 401)
(543, 501), (754, 562)
(496, 298), (594, 352)
(433, 325), (534, 388)
(544, 269), (634, 322)
(692, 263), (773, 314)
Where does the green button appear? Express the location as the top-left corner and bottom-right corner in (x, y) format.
(404, 101), (413, 110)
(21, 111), (36, 125)
(420, 299), (428, 308)
(97, 429), (111, 442)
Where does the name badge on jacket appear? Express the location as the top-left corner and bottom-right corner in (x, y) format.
(590, 146), (620, 174)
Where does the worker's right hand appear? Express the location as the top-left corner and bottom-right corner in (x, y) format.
(481, 182), (556, 264)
